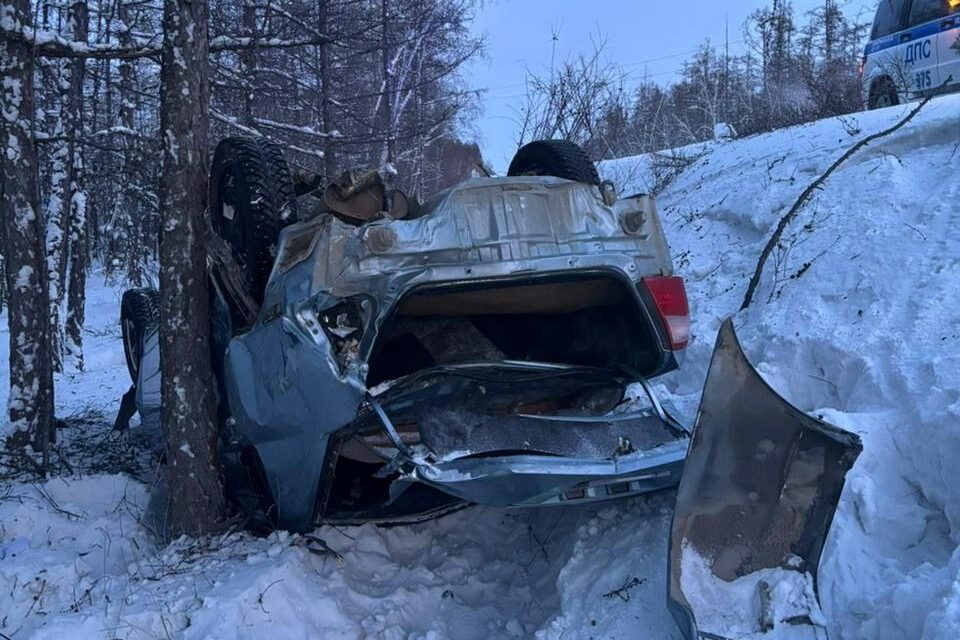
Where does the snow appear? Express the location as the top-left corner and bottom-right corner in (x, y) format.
(2, 95), (960, 638)
(599, 93), (960, 638)
(14, 265), (33, 289)
(680, 543), (825, 639)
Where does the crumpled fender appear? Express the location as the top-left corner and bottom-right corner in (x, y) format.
(224, 316), (364, 531)
(668, 319), (862, 639)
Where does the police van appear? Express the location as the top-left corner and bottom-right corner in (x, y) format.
(863, 0), (960, 109)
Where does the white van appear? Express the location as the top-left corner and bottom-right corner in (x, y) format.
(862, 0), (960, 109)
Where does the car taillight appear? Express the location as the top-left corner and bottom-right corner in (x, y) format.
(641, 276), (690, 350)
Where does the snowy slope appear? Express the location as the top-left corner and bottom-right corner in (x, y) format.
(2, 95), (959, 639)
(593, 94), (960, 639)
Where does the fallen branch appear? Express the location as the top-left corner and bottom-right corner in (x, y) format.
(740, 91), (940, 311)
(602, 576), (644, 602)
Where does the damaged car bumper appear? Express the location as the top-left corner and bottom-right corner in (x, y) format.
(360, 362), (691, 511)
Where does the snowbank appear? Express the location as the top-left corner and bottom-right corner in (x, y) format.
(594, 94), (960, 638)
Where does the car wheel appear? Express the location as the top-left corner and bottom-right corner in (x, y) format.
(209, 136), (298, 303)
(120, 287), (159, 383)
(507, 139), (600, 185)
(868, 78), (899, 110)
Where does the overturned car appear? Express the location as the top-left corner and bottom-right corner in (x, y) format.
(120, 137), (861, 637)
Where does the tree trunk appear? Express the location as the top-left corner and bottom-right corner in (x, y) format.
(0, 221), (7, 315)
(117, 0), (145, 286)
(1, 0), (56, 467)
(64, 1), (89, 371)
(380, 0), (394, 166)
(318, 0), (336, 179)
(240, 2), (257, 127)
(158, 0), (226, 536)
(44, 57), (69, 373)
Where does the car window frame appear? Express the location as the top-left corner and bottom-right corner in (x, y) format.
(907, 0), (951, 26)
(872, 0), (910, 40)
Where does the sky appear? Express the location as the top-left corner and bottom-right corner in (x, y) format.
(465, 0), (877, 172)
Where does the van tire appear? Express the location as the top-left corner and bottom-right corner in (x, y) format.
(507, 139), (600, 185)
(868, 78), (899, 110)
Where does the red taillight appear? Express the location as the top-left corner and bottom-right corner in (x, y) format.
(642, 276), (690, 350)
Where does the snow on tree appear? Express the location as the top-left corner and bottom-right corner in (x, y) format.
(1, 0), (56, 467)
(64, 0), (89, 372)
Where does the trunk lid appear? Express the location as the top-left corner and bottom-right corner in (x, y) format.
(356, 362), (690, 507)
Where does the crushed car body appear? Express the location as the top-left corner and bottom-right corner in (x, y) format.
(219, 171), (691, 530)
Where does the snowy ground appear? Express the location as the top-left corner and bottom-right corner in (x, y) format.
(2, 94), (959, 639)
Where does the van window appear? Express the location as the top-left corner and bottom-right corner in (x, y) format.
(908, 0), (949, 25)
(872, 0), (907, 38)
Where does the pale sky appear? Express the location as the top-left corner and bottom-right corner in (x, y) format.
(466, 0), (877, 171)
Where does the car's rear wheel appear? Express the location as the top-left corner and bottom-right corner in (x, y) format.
(209, 136), (298, 303)
(868, 78), (899, 110)
(120, 287), (159, 383)
(507, 139), (600, 185)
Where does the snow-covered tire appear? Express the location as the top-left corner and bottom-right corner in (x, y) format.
(868, 78), (899, 110)
(120, 287), (159, 383)
(209, 136), (298, 303)
(507, 139), (600, 185)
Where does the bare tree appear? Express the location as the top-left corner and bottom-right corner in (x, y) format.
(1, 0), (56, 468)
(517, 38), (625, 154)
(158, 0), (226, 535)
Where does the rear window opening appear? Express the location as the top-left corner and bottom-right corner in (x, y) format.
(366, 276), (665, 387)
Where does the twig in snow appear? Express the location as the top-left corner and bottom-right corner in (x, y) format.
(903, 223), (926, 241)
(32, 483), (82, 519)
(740, 89), (942, 311)
(298, 534), (343, 562)
(257, 579), (285, 614)
(602, 576), (644, 602)
(24, 578), (46, 618)
(807, 375), (839, 395)
(523, 511), (565, 567)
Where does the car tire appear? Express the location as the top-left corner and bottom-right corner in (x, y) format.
(507, 139), (600, 185)
(121, 287), (159, 383)
(209, 136), (298, 303)
(868, 78), (899, 110)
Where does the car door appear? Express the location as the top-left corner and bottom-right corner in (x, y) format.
(866, 0), (913, 99)
(667, 320), (862, 640)
(937, 1), (960, 90)
(903, 0), (952, 93)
